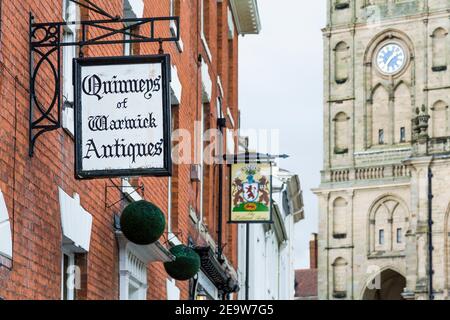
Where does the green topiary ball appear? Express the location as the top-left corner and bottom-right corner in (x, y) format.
(120, 200), (166, 245)
(164, 245), (201, 281)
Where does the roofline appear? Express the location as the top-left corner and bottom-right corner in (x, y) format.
(229, 0), (262, 35)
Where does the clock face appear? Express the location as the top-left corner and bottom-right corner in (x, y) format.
(376, 43), (407, 75)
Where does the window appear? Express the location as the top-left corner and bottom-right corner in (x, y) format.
(62, 0), (78, 136)
(334, 42), (350, 84)
(394, 83), (411, 144)
(378, 129), (384, 144)
(372, 85), (389, 146)
(200, 0), (212, 61)
(169, 0), (183, 52)
(334, 112), (349, 154)
(371, 197), (407, 253)
(332, 257), (347, 298)
(333, 197), (347, 238)
(431, 100), (448, 138)
(432, 27), (448, 71)
(200, 103), (210, 223)
(59, 188), (91, 301)
(396, 228), (403, 244)
(379, 229), (385, 245)
(400, 127), (405, 142)
(117, 247), (148, 300)
(61, 251), (76, 300)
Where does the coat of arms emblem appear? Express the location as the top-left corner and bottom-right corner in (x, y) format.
(231, 164), (271, 221)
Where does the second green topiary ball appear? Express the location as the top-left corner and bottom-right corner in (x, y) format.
(164, 245), (201, 281)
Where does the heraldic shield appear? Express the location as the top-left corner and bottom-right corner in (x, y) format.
(230, 163), (272, 223)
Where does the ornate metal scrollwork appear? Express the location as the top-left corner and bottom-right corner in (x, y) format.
(29, 12), (180, 156)
(29, 16), (61, 156)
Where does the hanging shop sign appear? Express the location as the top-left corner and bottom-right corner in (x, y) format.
(74, 55), (172, 179)
(230, 163), (272, 223)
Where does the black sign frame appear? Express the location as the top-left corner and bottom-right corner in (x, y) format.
(74, 55), (172, 179)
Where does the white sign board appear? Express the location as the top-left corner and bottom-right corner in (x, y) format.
(74, 55), (172, 178)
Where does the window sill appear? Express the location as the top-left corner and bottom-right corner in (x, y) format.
(201, 34), (212, 63)
(170, 21), (184, 53)
(334, 147), (349, 155)
(368, 251), (406, 259)
(0, 254), (12, 269)
(432, 65), (447, 72)
(62, 104), (75, 139)
(335, 78), (348, 84)
(335, 3), (350, 10)
(333, 291), (347, 299)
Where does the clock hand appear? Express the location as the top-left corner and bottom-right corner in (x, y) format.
(385, 53), (396, 68)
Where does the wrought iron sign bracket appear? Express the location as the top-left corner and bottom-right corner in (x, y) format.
(105, 183), (145, 210)
(29, 13), (180, 157)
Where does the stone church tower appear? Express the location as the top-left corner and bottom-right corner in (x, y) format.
(315, 0), (450, 300)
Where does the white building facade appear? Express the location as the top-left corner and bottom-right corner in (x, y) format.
(238, 169), (304, 300)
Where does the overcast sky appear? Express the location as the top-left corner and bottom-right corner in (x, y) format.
(239, 0), (326, 269)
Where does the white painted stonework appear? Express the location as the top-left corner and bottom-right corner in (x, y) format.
(58, 187), (93, 253)
(123, 0), (144, 19)
(201, 61), (212, 103)
(316, 0), (450, 300)
(238, 170), (303, 300)
(166, 278), (181, 300)
(0, 190), (12, 259)
(116, 231), (174, 300)
(171, 65), (182, 105)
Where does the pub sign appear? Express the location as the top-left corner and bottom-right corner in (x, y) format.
(230, 163), (272, 223)
(74, 55), (172, 179)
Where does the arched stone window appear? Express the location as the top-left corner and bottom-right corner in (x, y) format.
(369, 196), (408, 254)
(333, 197), (347, 239)
(394, 83), (411, 143)
(332, 257), (347, 298)
(334, 112), (350, 154)
(372, 85), (390, 145)
(432, 27), (448, 71)
(335, 42), (350, 84)
(431, 100), (448, 138)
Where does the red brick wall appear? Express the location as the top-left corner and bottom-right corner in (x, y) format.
(0, 0), (241, 300)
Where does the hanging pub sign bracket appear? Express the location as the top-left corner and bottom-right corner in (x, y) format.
(28, 12), (180, 158)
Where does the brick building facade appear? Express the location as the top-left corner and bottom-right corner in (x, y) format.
(0, 0), (261, 300)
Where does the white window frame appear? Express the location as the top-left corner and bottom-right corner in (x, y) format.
(199, 103), (206, 224)
(118, 246), (148, 300)
(379, 229), (385, 245)
(167, 278), (181, 300)
(124, 32), (132, 56)
(227, 7), (235, 40)
(169, 0), (183, 52)
(62, 0), (78, 137)
(61, 249), (75, 300)
(197, 271), (219, 300)
(200, 0), (212, 61)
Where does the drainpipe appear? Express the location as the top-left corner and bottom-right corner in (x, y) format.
(428, 167), (434, 300)
(217, 117), (227, 264)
